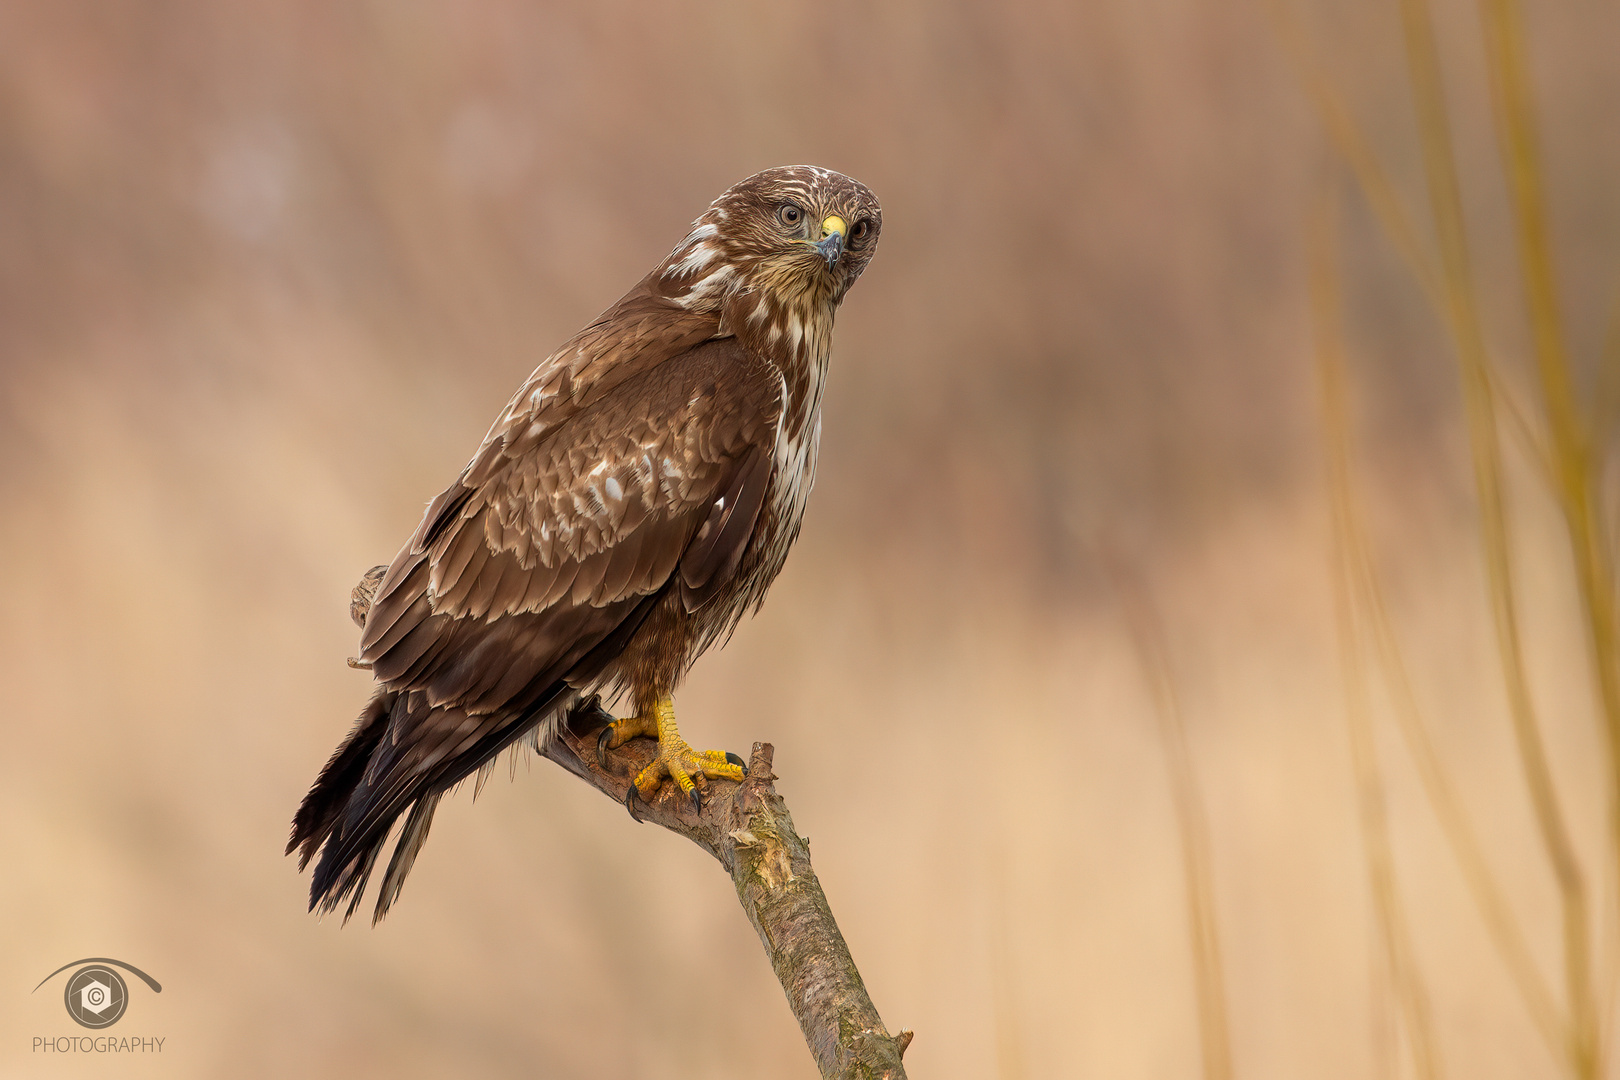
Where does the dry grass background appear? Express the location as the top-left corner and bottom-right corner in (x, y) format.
(1, 1), (1618, 1077)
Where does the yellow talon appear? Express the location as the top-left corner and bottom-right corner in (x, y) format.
(605, 697), (746, 810)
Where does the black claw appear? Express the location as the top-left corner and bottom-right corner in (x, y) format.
(596, 724), (615, 768)
(689, 787), (702, 814)
(725, 751), (748, 776)
(624, 784), (643, 824)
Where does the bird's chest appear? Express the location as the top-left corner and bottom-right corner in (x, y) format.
(766, 412), (820, 540)
(754, 356), (827, 575)
(725, 300), (834, 593)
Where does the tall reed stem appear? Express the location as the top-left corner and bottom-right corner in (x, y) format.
(1398, 0), (1597, 1073)
(1478, 0), (1620, 969)
(1315, 199), (1445, 1080)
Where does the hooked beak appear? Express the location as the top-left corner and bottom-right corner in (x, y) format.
(812, 215), (846, 269)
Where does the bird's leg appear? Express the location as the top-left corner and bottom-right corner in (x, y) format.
(596, 697), (745, 812)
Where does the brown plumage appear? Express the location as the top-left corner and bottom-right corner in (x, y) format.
(288, 166), (882, 922)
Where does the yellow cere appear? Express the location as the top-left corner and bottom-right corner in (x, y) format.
(820, 215), (847, 238)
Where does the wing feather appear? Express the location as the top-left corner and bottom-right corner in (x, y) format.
(461, 547), (514, 620)
(436, 537), (491, 612)
(518, 554), (565, 611)
(375, 613), (446, 684)
(540, 560), (581, 608)
(360, 565), (432, 658)
(397, 632), (454, 688)
(598, 527), (646, 601)
(569, 547), (614, 606)
(680, 445), (772, 608)
(432, 517), (483, 595)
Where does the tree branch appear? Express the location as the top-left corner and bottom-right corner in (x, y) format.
(547, 699), (912, 1080)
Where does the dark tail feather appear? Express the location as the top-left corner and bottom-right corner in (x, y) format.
(290, 681), (577, 925)
(288, 689), (411, 921)
(334, 831), (387, 923)
(288, 691), (392, 868)
(300, 688), (426, 922)
(372, 791), (443, 923)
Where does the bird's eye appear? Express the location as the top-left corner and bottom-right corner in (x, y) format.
(850, 218), (873, 244)
(778, 203), (804, 227)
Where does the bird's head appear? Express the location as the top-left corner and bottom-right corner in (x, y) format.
(657, 166), (881, 358)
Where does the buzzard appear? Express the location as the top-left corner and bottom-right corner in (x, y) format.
(289, 166), (882, 923)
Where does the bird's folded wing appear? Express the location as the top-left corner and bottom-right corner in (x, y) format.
(357, 336), (782, 717)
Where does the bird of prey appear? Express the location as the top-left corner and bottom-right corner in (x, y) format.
(288, 166), (882, 923)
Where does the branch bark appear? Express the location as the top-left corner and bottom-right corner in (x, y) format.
(546, 698), (912, 1080)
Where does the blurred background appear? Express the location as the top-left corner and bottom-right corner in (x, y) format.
(2, 0), (1618, 1077)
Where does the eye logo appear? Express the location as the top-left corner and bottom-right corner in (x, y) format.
(34, 958), (161, 1029)
(64, 967), (125, 1027)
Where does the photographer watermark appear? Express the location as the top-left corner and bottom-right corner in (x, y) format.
(31, 958), (164, 1053)
(63, 965), (125, 1028)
